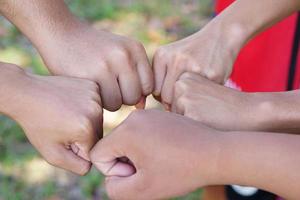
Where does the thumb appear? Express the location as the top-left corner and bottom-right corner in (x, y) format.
(45, 145), (91, 175)
(105, 173), (145, 200)
(94, 159), (135, 177)
(90, 134), (134, 177)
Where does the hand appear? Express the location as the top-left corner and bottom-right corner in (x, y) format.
(39, 22), (153, 111)
(152, 20), (242, 106)
(172, 72), (268, 131)
(90, 110), (221, 200)
(13, 70), (103, 175)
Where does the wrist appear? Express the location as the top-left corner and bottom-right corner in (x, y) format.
(253, 91), (300, 133)
(0, 64), (33, 120)
(199, 13), (250, 59)
(192, 126), (226, 187)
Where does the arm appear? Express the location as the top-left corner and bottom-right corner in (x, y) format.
(213, 0), (300, 49)
(0, 63), (31, 118)
(0, 62), (102, 175)
(0, 0), (78, 48)
(0, 0), (153, 111)
(217, 131), (300, 200)
(152, 0), (300, 106)
(90, 110), (300, 200)
(172, 72), (300, 134)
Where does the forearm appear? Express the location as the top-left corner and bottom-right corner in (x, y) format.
(0, 0), (80, 48)
(0, 63), (31, 120)
(212, 131), (300, 199)
(204, 0), (300, 55)
(251, 90), (300, 134)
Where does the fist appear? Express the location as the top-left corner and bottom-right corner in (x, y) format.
(152, 25), (236, 106)
(172, 72), (262, 131)
(40, 23), (154, 111)
(16, 73), (103, 175)
(90, 110), (221, 200)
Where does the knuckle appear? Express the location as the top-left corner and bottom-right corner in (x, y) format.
(179, 72), (194, 80)
(177, 94), (191, 108)
(90, 81), (100, 93)
(174, 80), (183, 93)
(113, 47), (130, 61)
(45, 153), (62, 167)
(77, 116), (94, 135)
(142, 82), (154, 95)
(176, 96), (186, 107)
(205, 69), (223, 83)
(171, 53), (189, 70)
(87, 101), (102, 116)
(175, 79), (190, 91)
(154, 47), (167, 59)
(132, 40), (144, 50)
(181, 94), (191, 104)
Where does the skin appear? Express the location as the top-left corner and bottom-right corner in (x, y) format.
(152, 0), (300, 107)
(0, 62), (102, 175)
(172, 72), (300, 134)
(0, 0), (153, 111)
(152, 1), (300, 197)
(91, 110), (300, 200)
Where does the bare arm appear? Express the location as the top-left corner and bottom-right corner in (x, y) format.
(0, 63), (31, 119)
(0, 0), (79, 47)
(216, 131), (300, 200)
(213, 0), (300, 51)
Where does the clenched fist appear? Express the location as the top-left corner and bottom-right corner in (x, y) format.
(39, 23), (153, 111)
(152, 19), (242, 106)
(1, 64), (103, 175)
(172, 72), (268, 131)
(90, 110), (221, 200)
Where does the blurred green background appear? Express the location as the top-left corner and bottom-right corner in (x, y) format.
(0, 0), (213, 199)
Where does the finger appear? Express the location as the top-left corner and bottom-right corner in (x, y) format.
(105, 173), (144, 200)
(104, 160), (135, 177)
(97, 73), (122, 111)
(136, 49), (154, 96)
(90, 134), (128, 177)
(152, 53), (167, 99)
(75, 108), (103, 161)
(118, 70), (142, 106)
(135, 96), (146, 109)
(46, 145), (91, 176)
(171, 81), (184, 113)
(161, 67), (182, 105)
(174, 96), (185, 116)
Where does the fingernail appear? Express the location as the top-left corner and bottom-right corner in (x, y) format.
(163, 102), (171, 111)
(135, 96), (146, 109)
